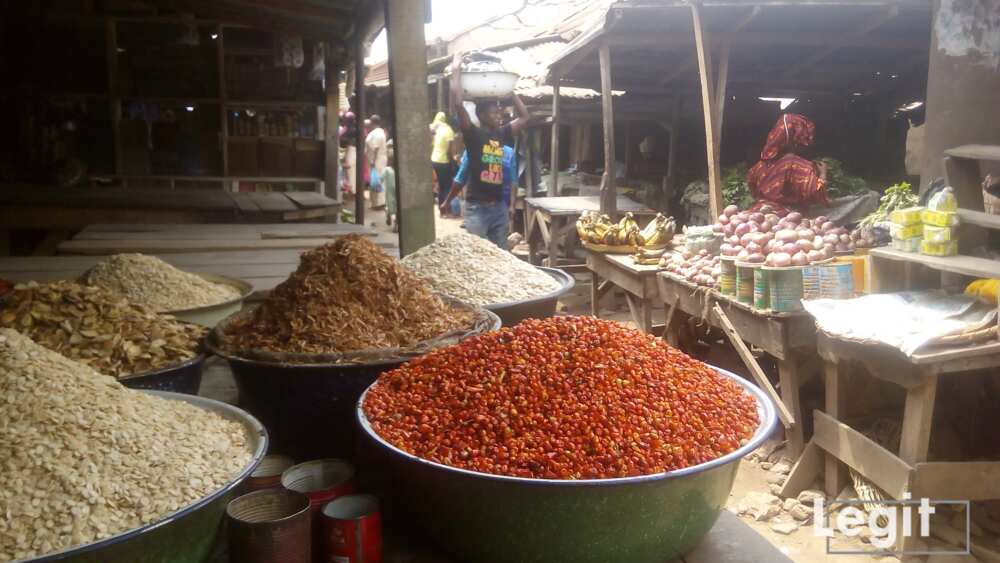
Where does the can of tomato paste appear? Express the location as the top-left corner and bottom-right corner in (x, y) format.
(241, 454), (295, 494)
(321, 494), (383, 563)
(282, 459), (356, 562)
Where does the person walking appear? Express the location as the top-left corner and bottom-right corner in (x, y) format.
(365, 115), (388, 209)
(429, 111), (456, 216)
(447, 51), (530, 247)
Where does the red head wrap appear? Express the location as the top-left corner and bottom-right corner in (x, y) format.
(759, 114), (815, 161)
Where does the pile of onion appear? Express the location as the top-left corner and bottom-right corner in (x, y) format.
(661, 248), (720, 287)
(714, 204), (849, 268)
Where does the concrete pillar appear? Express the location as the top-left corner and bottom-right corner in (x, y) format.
(921, 0), (1000, 195)
(386, 0), (434, 255)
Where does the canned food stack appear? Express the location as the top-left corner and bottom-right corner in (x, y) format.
(888, 206), (923, 253)
(802, 265), (822, 300)
(920, 187), (960, 257)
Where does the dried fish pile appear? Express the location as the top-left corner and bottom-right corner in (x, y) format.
(0, 329), (252, 561)
(0, 281), (205, 378)
(84, 253), (242, 312)
(402, 233), (561, 306)
(222, 235), (474, 355)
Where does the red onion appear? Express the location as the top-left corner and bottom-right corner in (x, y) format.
(765, 213), (781, 225)
(771, 224), (781, 233)
(746, 242), (762, 254)
(735, 223), (751, 237)
(713, 224), (724, 233)
(824, 233), (840, 245)
(747, 221), (760, 233)
(759, 204), (774, 214)
(814, 215), (829, 226)
(720, 243), (733, 255)
(737, 249), (750, 262)
(791, 251), (809, 266)
(797, 239), (814, 253)
(839, 234), (851, 244)
(750, 212), (765, 225)
(740, 233), (753, 247)
(807, 249), (823, 263)
(747, 253), (765, 264)
(724, 204), (739, 217)
(718, 214), (730, 225)
(821, 221), (835, 233)
(798, 228), (816, 240)
(724, 224), (735, 237)
(786, 212), (803, 224)
(813, 236), (824, 249)
(771, 252), (792, 267)
(728, 235), (740, 245)
(776, 229), (798, 243)
(781, 242), (799, 255)
(835, 243), (850, 252)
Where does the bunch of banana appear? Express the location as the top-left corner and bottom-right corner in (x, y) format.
(637, 213), (676, 248)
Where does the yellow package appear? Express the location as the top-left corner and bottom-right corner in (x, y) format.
(891, 237), (922, 253)
(889, 222), (923, 239)
(923, 225), (956, 243)
(889, 206), (924, 226)
(928, 187), (957, 212)
(922, 209), (959, 227)
(920, 239), (958, 256)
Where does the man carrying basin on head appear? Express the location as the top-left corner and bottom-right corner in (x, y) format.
(447, 51), (530, 248)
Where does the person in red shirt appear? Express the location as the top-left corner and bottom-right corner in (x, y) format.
(747, 113), (829, 214)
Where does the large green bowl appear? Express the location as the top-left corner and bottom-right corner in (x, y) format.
(357, 366), (776, 563)
(22, 391), (268, 563)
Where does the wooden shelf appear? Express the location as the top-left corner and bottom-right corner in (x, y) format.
(945, 144), (1000, 163)
(870, 247), (1000, 279)
(958, 208), (1000, 230)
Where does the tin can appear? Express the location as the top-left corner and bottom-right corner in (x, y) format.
(719, 257), (737, 297)
(242, 454), (295, 494)
(736, 264), (755, 305)
(227, 488), (312, 563)
(322, 494), (383, 563)
(752, 267), (769, 310)
(282, 459), (357, 562)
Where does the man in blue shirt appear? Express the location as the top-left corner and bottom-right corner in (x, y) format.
(446, 145), (517, 244)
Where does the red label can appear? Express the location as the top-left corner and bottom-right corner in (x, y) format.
(321, 494), (382, 563)
(281, 459), (356, 563)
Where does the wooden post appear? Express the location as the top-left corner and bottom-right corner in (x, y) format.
(354, 37), (366, 225)
(386, 0), (434, 255)
(824, 360), (849, 497)
(105, 19), (123, 177)
(598, 44), (617, 218)
(551, 80), (561, 196)
(691, 2), (723, 218)
(324, 45), (342, 202)
(217, 25), (229, 183)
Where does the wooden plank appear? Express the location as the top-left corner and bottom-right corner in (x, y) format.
(913, 462), (1000, 501)
(246, 192), (298, 212)
(813, 410), (914, 500)
(284, 191), (338, 209)
(57, 237), (397, 255)
(778, 358), (805, 457)
(713, 304), (794, 427)
(823, 360), (850, 497)
(598, 44), (617, 218)
(281, 206), (340, 221)
(898, 377), (938, 464)
(944, 144), (1000, 162)
(230, 192), (262, 213)
(780, 440), (822, 498)
(691, 2), (723, 219)
(958, 208), (1000, 230)
(870, 247), (1000, 279)
(588, 253), (647, 297)
(551, 80), (561, 196)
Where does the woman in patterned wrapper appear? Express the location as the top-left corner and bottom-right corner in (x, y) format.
(746, 113), (830, 214)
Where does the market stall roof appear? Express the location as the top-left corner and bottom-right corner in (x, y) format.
(547, 0), (932, 101)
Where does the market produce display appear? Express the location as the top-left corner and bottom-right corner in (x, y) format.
(222, 235), (474, 355)
(712, 204), (848, 266)
(660, 249), (720, 288)
(0, 281), (205, 378)
(401, 233), (559, 306)
(84, 253), (242, 312)
(364, 316), (759, 480)
(857, 181), (920, 230)
(0, 329), (252, 562)
(576, 212), (675, 249)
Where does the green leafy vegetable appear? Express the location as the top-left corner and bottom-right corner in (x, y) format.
(859, 181), (919, 229)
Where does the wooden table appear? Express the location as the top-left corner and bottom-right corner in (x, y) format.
(524, 196), (656, 269)
(782, 332), (1000, 552)
(657, 272), (818, 458)
(54, 223), (397, 255)
(0, 185), (342, 231)
(586, 250), (662, 334)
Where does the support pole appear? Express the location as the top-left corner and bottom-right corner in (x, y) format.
(386, 0), (434, 255)
(354, 36), (367, 226)
(551, 80), (561, 196)
(598, 44), (617, 218)
(691, 2), (723, 219)
(324, 45), (342, 202)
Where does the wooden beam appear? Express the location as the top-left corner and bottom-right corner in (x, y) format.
(691, 2), (723, 219)
(712, 304), (794, 427)
(354, 37), (366, 226)
(214, 0), (348, 29)
(780, 440), (823, 498)
(783, 6), (900, 77)
(601, 31), (926, 50)
(914, 462), (1000, 501)
(898, 377), (938, 464)
(598, 44), (617, 218)
(386, 0), (434, 254)
(551, 80), (561, 196)
(813, 411), (915, 500)
(551, 41), (599, 80)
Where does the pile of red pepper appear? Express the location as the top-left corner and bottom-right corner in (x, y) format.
(364, 316), (759, 480)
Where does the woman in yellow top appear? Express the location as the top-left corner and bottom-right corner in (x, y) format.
(430, 112), (456, 216)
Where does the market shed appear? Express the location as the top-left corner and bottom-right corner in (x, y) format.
(546, 0), (933, 218)
(1, 0), (436, 255)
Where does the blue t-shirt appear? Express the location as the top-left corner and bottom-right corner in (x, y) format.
(455, 147), (516, 202)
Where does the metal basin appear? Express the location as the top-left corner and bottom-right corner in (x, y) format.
(356, 366), (776, 563)
(163, 273), (253, 328)
(21, 391), (267, 563)
(483, 267), (575, 327)
(119, 353), (205, 395)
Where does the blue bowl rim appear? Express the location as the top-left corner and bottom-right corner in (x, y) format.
(21, 391), (268, 562)
(357, 364), (778, 487)
(482, 266), (576, 311)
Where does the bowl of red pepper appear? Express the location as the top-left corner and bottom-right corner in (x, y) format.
(358, 316), (777, 563)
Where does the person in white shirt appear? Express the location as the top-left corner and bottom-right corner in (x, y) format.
(365, 115), (388, 209)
